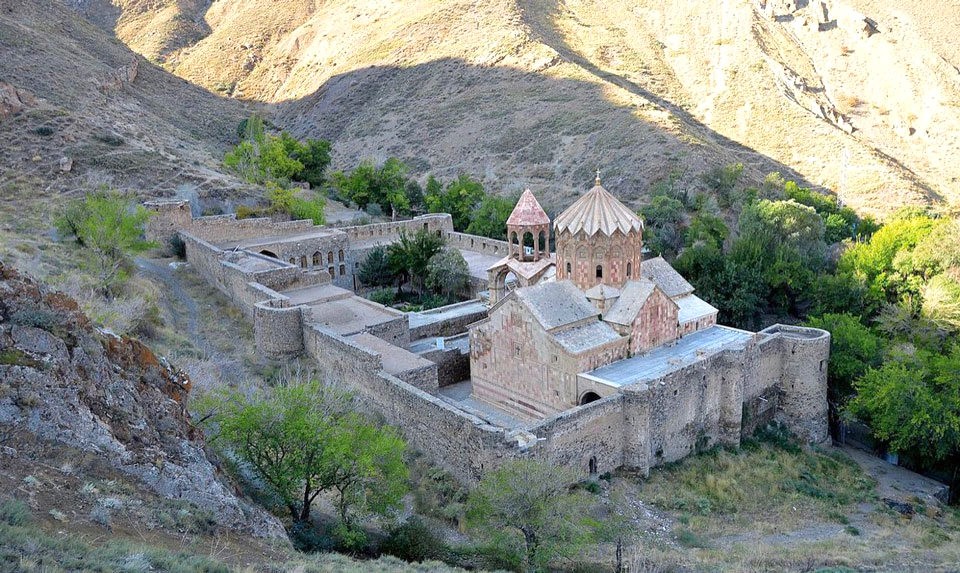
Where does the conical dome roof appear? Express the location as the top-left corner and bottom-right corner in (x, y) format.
(506, 189), (550, 226)
(554, 178), (644, 237)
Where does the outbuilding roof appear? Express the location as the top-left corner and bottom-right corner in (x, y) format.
(640, 257), (694, 298)
(506, 189), (551, 226)
(514, 280), (598, 331)
(553, 179), (644, 237)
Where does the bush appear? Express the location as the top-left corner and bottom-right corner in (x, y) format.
(368, 289), (395, 306)
(0, 499), (32, 526)
(290, 520), (334, 553)
(168, 234), (186, 259)
(380, 517), (446, 562)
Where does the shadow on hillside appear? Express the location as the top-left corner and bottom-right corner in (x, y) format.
(274, 56), (817, 211)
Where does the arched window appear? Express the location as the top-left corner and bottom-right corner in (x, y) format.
(328, 266), (335, 276)
(338, 249), (345, 262)
(327, 251), (334, 264)
(300, 255), (307, 268)
(596, 265), (603, 279)
(339, 264), (346, 276)
(626, 262), (632, 278)
(588, 456), (598, 476)
(312, 251), (321, 266)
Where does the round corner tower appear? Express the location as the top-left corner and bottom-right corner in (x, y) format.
(553, 175), (644, 290)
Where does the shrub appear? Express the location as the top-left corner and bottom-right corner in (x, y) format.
(0, 499), (32, 526)
(368, 289), (395, 306)
(289, 520), (334, 553)
(380, 517), (446, 562)
(168, 234), (186, 259)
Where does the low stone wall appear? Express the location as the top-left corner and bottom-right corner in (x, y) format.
(420, 344), (471, 387)
(302, 323), (516, 483)
(409, 301), (488, 340)
(190, 215), (315, 244)
(529, 394), (626, 480)
(341, 214), (453, 242)
(443, 231), (510, 257)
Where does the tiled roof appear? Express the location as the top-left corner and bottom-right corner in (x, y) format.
(640, 257), (694, 298)
(676, 294), (718, 323)
(514, 280), (597, 330)
(554, 321), (623, 353)
(553, 181), (644, 237)
(506, 189), (551, 226)
(603, 279), (658, 326)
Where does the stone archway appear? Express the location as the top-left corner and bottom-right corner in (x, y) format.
(580, 391), (601, 405)
(259, 249), (279, 259)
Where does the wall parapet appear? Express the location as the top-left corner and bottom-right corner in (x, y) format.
(443, 231), (511, 257)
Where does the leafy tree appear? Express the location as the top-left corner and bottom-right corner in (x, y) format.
(288, 137), (332, 188)
(847, 345), (960, 496)
(197, 380), (409, 525)
(810, 271), (879, 319)
(804, 313), (884, 409)
(55, 190), (155, 296)
(357, 246), (394, 288)
(331, 158), (411, 217)
(466, 194), (517, 240)
(326, 417), (408, 528)
(426, 247), (470, 300)
(684, 212), (728, 249)
(702, 162), (744, 207)
(331, 160), (377, 210)
(267, 185), (325, 225)
(386, 229), (445, 294)
(404, 179), (425, 213)
(921, 272), (960, 331)
(466, 460), (600, 572)
(837, 210), (940, 303)
(425, 174), (485, 231)
(641, 195), (685, 258)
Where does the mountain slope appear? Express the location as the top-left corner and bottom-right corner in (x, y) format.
(70, 0), (960, 216)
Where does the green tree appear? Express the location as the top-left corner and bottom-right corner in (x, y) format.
(55, 190), (155, 296)
(684, 212), (729, 249)
(426, 247), (470, 301)
(197, 380), (409, 524)
(326, 418), (408, 528)
(847, 346), (960, 496)
(641, 194), (685, 258)
(386, 229), (445, 294)
(466, 460), (600, 572)
(425, 174), (485, 231)
(804, 313), (884, 408)
(466, 194), (517, 240)
(357, 246), (394, 288)
(921, 272), (960, 331)
(292, 138), (332, 188)
(702, 162), (744, 207)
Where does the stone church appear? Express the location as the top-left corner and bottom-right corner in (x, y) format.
(472, 176), (724, 420)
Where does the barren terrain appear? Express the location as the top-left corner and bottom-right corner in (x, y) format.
(58, 0), (960, 216)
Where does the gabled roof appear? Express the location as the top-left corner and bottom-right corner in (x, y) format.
(553, 180), (644, 237)
(584, 283), (620, 301)
(514, 280), (598, 331)
(602, 279), (679, 326)
(553, 321), (622, 353)
(676, 294), (718, 323)
(506, 189), (550, 226)
(640, 257), (694, 298)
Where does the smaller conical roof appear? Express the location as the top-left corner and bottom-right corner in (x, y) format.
(506, 189), (550, 226)
(554, 178), (644, 237)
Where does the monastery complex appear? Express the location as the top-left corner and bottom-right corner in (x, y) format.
(146, 178), (830, 483)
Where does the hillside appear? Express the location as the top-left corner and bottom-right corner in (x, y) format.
(0, 0), (254, 205)
(67, 0), (960, 216)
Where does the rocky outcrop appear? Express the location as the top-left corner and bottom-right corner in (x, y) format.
(0, 81), (33, 121)
(0, 261), (286, 539)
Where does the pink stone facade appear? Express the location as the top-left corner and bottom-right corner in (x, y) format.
(555, 228), (644, 291)
(630, 289), (679, 353)
(470, 299), (628, 420)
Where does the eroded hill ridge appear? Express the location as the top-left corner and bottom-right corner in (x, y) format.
(62, 0), (960, 216)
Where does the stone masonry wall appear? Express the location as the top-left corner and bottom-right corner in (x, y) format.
(409, 302), (488, 340)
(302, 323), (518, 483)
(420, 345), (471, 387)
(765, 325), (831, 444)
(254, 300), (304, 357)
(528, 395), (626, 480)
(443, 232), (510, 257)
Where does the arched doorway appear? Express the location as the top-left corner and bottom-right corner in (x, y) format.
(259, 250), (278, 259)
(580, 391), (601, 405)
